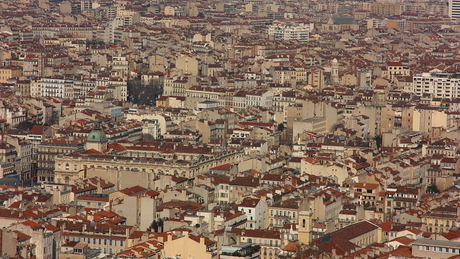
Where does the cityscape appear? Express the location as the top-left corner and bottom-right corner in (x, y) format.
(1, 0), (460, 258)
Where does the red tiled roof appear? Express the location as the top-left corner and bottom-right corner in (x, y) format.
(21, 220), (43, 230)
(387, 236), (413, 245)
(118, 185), (147, 196)
(315, 220), (380, 255)
(28, 125), (48, 135)
(14, 231), (31, 242)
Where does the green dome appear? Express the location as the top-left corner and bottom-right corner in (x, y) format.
(87, 130), (108, 143)
(87, 120), (108, 143)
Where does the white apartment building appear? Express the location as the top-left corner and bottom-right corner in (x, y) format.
(40, 76), (73, 99)
(238, 198), (267, 230)
(413, 70), (460, 99)
(246, 89), (274, 108)
(267, 23), (311, 42)
(450, 0), (460, 19)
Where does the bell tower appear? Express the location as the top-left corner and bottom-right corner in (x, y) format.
(298, 210), (312, 245)
(331, 58), (339, 84)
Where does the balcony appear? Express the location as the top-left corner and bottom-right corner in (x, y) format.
(338, 218), (355, 223)
(273, 214), (292, 219)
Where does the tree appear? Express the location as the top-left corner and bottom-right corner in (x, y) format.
(158, 218), (165, 232)
(427, 183), (440, 194)
(147, 219), (159, 232)
(278, 123), (285, 132)
(373, 135), (382, 149)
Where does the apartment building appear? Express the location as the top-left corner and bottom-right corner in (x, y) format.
(0, 66), (23, 83)
(57, 221), (134, 255)
(413, 70), (460, 99)
(267, 23), (310, 42)
(382, 62), (410, 79)
(40, 76), (74, 99)
(37, 136), (86, 183)
(163, 232), (217, 259)
(412, 239), (460, 259)
(421, 206), (458, 234)
(267, 198), (303, 228)
(238, 198), (267, 230)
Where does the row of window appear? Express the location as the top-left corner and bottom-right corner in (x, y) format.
(270, 210), (296, 218)
(68, 236), (124, 247)
(420, 245), (460, 254)
(246, 238), (279, 247)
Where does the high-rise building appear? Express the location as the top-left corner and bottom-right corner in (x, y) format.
(412, 70), (460, 99)
(267, 23), (311, 43)
(450, 0), (460, 19)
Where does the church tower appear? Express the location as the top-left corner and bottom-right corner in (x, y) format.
(298, 210), (312, 245)
(85, 119), (108, 152)
(331, 58), (339, 84)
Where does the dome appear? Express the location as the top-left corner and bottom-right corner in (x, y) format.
(86, 130), (108, 143)
(86, 119), (108, 143)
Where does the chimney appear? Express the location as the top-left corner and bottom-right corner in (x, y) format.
(142, 231), (149, 241)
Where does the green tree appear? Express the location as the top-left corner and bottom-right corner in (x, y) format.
(147, 219), (159, 232)
(158, 218), (165, 232)
(374, 135), (382, 149)
(427, 183), (440, 194)
(278, 123), (285, 132)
